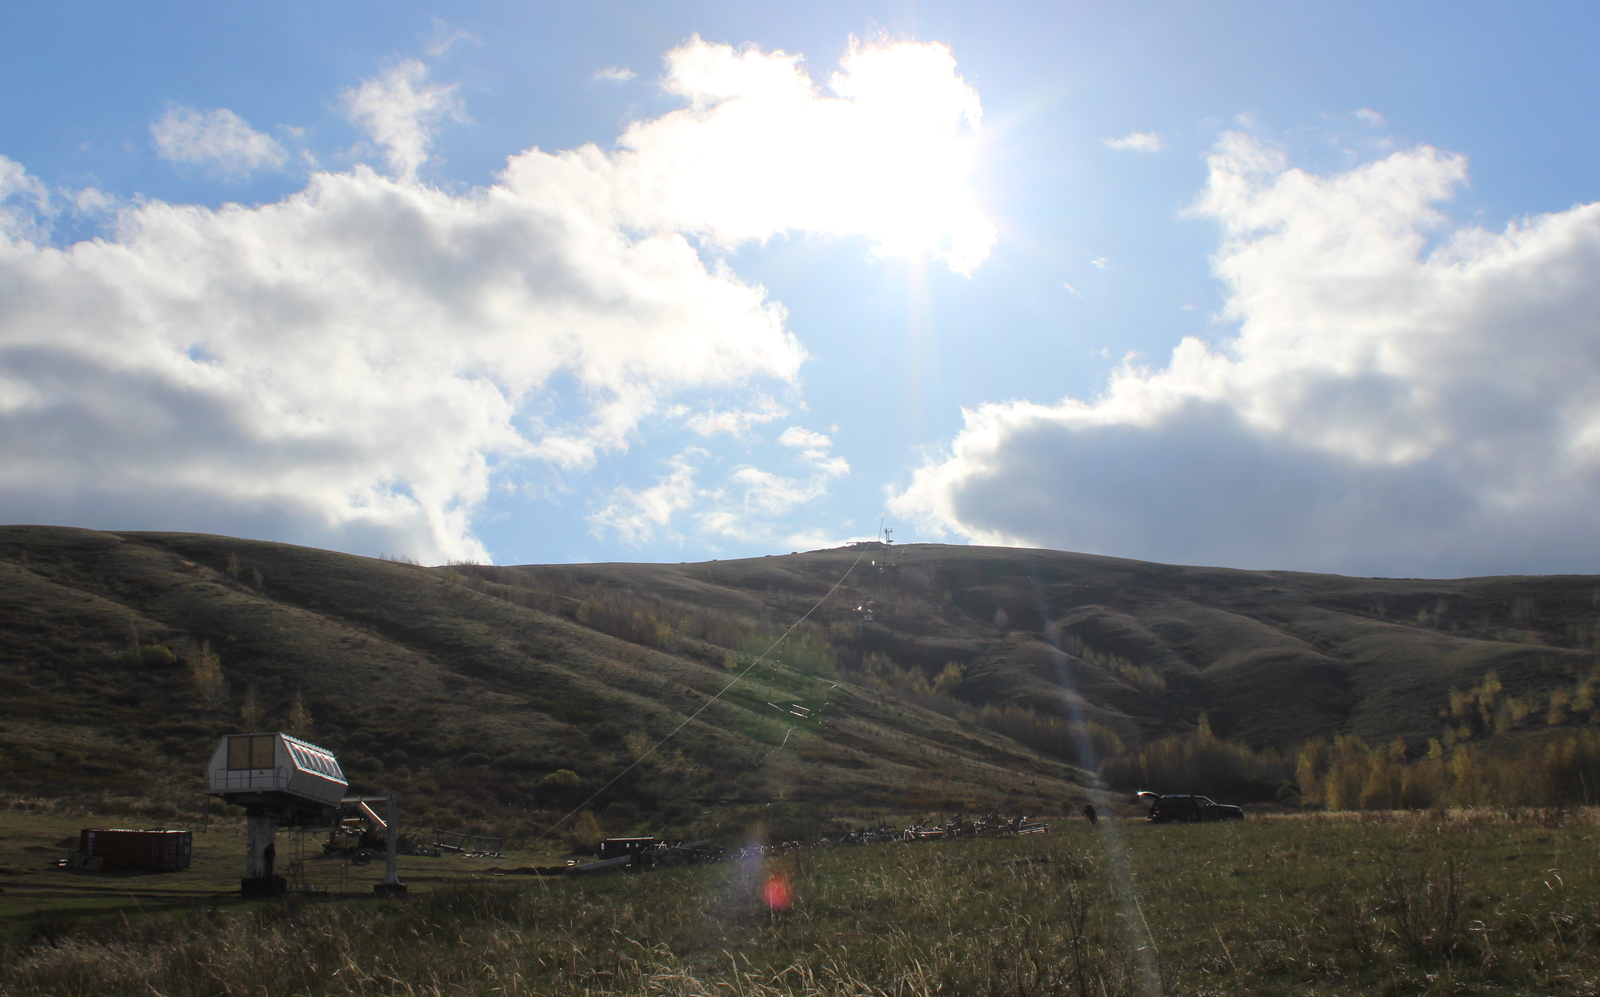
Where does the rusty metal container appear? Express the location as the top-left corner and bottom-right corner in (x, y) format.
(78, 829), (192, 872)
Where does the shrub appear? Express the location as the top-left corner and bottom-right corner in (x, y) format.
(490, 750), (546, 772)
(539, 769), (580, 791)
(119, 644), (177, 668)
(564, 809), (604, 852)
(185, 640), (225, 706)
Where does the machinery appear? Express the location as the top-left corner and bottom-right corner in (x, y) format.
(324, 794), (419, 892)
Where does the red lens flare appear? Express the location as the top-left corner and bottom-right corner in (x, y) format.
(762, 872), (793, 911)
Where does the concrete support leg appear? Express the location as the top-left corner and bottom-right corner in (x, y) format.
(241, 811), (286, 898)
(245, 812), (279, 878)
(375, 788), (406, 897)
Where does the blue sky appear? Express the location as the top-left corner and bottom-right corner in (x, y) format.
(4, 2), (1600, 575)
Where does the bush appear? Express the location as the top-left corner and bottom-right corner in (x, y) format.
(564, 809), (604, 853)
(490, 750), (546, 772)
(539, 769), (580, 791)
(346, 754), (384, 774)
(119, 644), (177, 668)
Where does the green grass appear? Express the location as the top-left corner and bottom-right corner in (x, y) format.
(4, 809), (1600, 995)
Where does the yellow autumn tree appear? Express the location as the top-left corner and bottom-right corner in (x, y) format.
(1358, 738), (1406, 810)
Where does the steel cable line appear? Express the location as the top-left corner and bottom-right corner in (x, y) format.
(533, 548), (866, 845)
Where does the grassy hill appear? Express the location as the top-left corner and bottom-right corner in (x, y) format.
(1, 526), (1597, 835)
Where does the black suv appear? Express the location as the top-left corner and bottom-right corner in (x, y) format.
(1139, 792), (1244, 823)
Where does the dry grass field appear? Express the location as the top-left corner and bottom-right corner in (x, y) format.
(4, 806), (1599, 996)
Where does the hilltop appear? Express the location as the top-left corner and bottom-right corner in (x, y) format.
(1, 526), (1596, 834)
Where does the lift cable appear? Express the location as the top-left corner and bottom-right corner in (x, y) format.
(533, 547), (867, 845)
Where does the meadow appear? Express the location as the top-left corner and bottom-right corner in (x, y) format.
(4, 808), (1599, 996)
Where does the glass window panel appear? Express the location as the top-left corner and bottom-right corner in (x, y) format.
(227, 736), (250, 770)
(251, 735), (275, 769)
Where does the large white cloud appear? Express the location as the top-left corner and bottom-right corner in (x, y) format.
(0, 38), (990, 563)
(894, 133), (1600, 576)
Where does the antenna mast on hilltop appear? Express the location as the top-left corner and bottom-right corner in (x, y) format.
(876, 519), (896, 573)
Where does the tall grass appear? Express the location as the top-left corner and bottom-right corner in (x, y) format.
(2, 837), (1139, 997)
(7, 813), (1600, 996)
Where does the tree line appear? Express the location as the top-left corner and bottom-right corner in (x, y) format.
(1102, 718), (1600, 809)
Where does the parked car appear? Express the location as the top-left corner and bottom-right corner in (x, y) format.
(1137, 791), (1244, 823)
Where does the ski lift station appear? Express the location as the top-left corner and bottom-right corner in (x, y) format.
(206, 732), (347, 820)
(205, 732), (350, 897)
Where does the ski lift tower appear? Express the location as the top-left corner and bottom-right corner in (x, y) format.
(205, 732), (347, 898)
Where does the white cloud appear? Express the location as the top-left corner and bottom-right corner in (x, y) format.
(1354, 108), (1387, 127)
(150, 106), (289, 178)
(893, 133), (1600, 576)
(342, 60), (466, 180)
(0, 155), (50, 240)
(609, 35), (995, 273)
(588, 451), (702, 545)
(674, 398), (786, 438)
(1103, 131), (1163, 153)
(424, 20), (479, 58)
(589, 427), (851, 546)
(595, 67), (637, 82)
(0, 37), (987, 563)
(0, 157), (799, 560)
(778, 426), (831, 448)
(730, 466), (829, 516)
(781, 527), (877, 552)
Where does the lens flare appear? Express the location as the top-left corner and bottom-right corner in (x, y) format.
(1030, 577), (1162, 997)
(762, 871), (794, 911)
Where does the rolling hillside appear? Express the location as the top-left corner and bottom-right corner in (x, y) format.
(1, 526), (1596, 833)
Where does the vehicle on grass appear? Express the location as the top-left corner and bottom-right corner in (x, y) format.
(1136, 791), (1244, 823)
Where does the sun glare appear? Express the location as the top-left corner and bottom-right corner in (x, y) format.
(625, 36), (996, 274)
